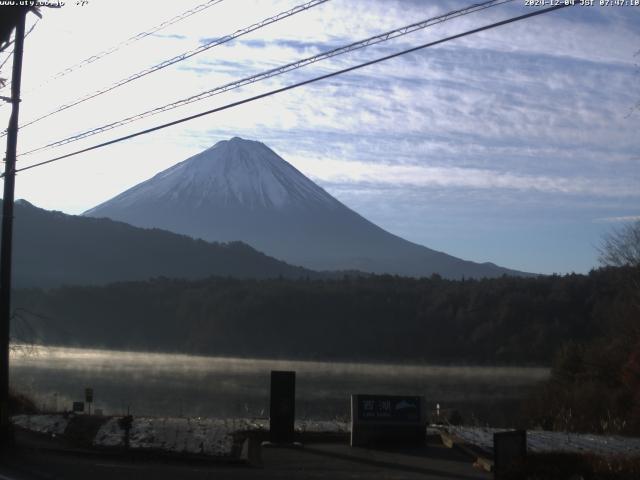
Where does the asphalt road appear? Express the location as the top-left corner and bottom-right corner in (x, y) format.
(0, 431), (489, 480)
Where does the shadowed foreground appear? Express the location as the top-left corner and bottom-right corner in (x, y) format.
(0, 428), (488, 480)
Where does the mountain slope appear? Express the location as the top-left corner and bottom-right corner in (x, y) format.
(85, 137), (529, 278)
(5, 199), (314, 288)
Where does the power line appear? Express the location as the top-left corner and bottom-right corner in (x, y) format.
(24, 17), (40, 39)
(0, 39), (15, 55)
(0, 50), (12, 73)
(0, 36), (14, 71)
(8, 3), (574, 177)
(0, 0), (226, 94)
(11, 311), (39, 345)
(12, 307), (73, 341)
(19, 0), (513, 157)
(0, 18), (39, 74)
(3, 0), (330, 135)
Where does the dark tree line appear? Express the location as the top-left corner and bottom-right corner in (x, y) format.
(12, 266), (636, 366)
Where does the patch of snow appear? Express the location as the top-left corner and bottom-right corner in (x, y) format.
(86, 137), (340, 215)
(296, 419), (349, 433)
(93, 417), (124, 447)
(91, 416), (348, 456)
(94, 417), (246, 456)
(12, 414), (68, 435)
(445, 426), (640, 457)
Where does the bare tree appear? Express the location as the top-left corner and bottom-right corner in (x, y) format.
(598, 220), (640, 268)
(599, 220), (640, 319)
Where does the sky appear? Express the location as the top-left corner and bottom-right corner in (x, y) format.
(0, 0), (638, 275)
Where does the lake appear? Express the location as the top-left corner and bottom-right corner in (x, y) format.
(10, 345), (549, 425)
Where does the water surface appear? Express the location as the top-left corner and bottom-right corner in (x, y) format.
(10, 345), (549, 424)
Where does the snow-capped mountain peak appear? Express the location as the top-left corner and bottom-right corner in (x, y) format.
(89, 137), (337, 212)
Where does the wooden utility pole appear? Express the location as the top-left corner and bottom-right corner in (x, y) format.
(0, 9), (26, 449)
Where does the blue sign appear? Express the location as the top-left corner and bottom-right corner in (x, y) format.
(357, 395), (421, 422)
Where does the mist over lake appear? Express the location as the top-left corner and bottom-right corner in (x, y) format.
(10, 345), (549, 424)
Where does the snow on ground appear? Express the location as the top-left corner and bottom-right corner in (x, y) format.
(93, 417), (123, 448)
(12, 413), (349, 457)
(94, 417), (243, 456)
(445, 426), (640, 457)
(12, 414), (68, 435)
(296, 419), (349, 434)
(93, 417), (348, 456)
(20, 413), (637, 458)
(15, 414), (638, 458)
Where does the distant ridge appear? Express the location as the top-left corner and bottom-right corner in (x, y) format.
(6, 199), (316, 288)
(85, 137), (531, 279)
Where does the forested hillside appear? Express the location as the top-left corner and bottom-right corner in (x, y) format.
(13, 266), (635, 365)
(4, 199), (316, 287)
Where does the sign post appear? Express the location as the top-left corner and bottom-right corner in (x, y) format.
(85, 388), (93, 415)
(493, 430), (527, 479)
(269, 371), (295, 444)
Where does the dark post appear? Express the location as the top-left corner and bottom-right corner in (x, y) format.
(269, 370), (295, 443)
(493, 430), (527, 480)
(0, 10), (26, 449)
(85, 387), (93, 415)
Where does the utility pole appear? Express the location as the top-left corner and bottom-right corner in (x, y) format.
(0, 9), (26, 449)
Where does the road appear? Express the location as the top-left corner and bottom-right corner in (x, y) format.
(0, 431), (490, 480)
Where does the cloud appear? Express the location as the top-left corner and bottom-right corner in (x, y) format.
(288, 156), (640, 198)
(594, 215), (640, 223)
(152, 33), (188, 40)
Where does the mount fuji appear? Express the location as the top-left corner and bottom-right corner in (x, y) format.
(84, 137), (527, 278)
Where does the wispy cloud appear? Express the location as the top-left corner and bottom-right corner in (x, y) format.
(290, 157), (640, 198)
(594, 215), (640, 223)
